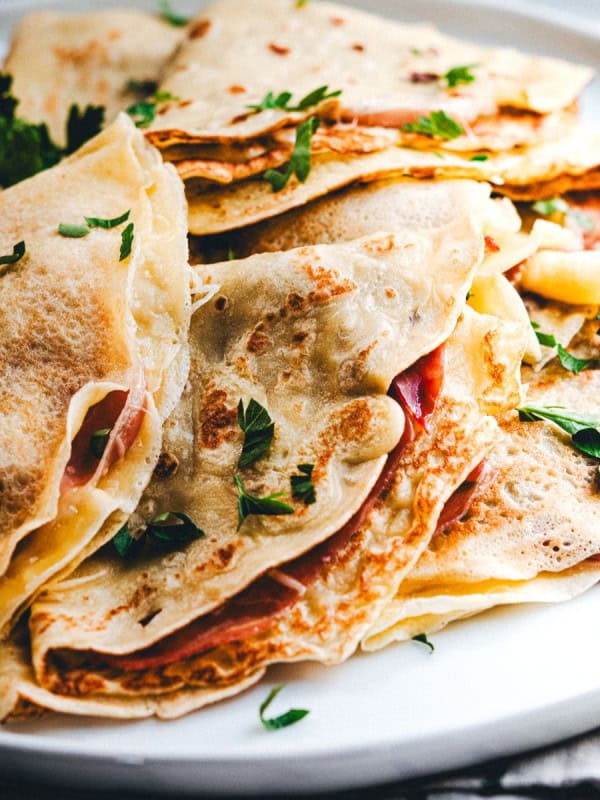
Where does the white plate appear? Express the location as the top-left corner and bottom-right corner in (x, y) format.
(1, 0), (600, 795)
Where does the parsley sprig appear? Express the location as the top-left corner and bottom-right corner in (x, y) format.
(238, 398), (275, 468)
(291, 464), (316, 505)
(259, 686), (309, 731)
(402, 110), (463, 140)
(443, 64), (477, 88)
(127, 91), (180, 129)
(113, 512), (204, 558)
(530, 322), (591, 374)
(412, 633), (435, 653)
(234, 474), (294, 530)
(518, 405), (600, 459)
(120, 223), (135, 261)
(264, 116), (319, 191)
(247, 85), (341, 114)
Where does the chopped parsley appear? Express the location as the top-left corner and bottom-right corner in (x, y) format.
(85, 210), (131, 229)
(530, 322), (591, 373)
(532, 197), (569, 217)
(234, 474), (294, 530)
(237, 398), (275, 468)
(291, 464), (316, 505)
(443, 64), (477, 89)
(247, 85), (341, 113)
(127, 91), (179, 128)
(259, 686), (309, 731)
(412, 633), (435, 653)
(120, 223), (135, 261)
(158, 0), (190, 27)
(470, 154), (488, 162)
(0, 240), (25, 270)
(518, 405), (600, 460)
(402, 110), (463, 140)
(112, 525), (139, 558)
(147, 512), (205, 545)
(0, 74), (104, 187)
(58, 223), (90, 238)
(90, 428), (111, 459)
(264, 116), (319, 192)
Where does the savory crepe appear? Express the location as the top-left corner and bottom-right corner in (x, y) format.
(186, 129), (600, 235)
(0, 113), (190, 636)
(364, 322), (600, 650)
(3, 10), (184, 146)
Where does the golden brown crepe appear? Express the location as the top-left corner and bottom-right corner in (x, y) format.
(3, 10), (184, 146)
(0, 114), (190, 636)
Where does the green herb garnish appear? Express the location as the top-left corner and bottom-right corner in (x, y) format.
(412, 633), (435, 653)
(470, 154), (488, 161)
(159, 0), (189, 26)
(259, 686), (309, 731)
(90, 428), (111, 459)
(112, 525), (138, 558)
(127, 92), (179, 128)
(247, 85), (341, 113)
(234, 474), (294, 530)
(58, 223), (90, 238)
(443, 64), (477, 88)
(120, 223), (134, 261)
(65, 104), (105, 155)
(531, 323), (591, 373)
(237, 398), (275, 468)
(147, 512), (205, 545)
(518, 405), (600, 460)
(85, 210), (131, 229)
(227, 246), (236, 260)
(291, 464), (316, 505)
(402, 110), (463, 140)
(0, 240), (25, 268)
(532, 197), (569, 217)
(264, 116), (319, 192)
(295, 0), (310, 6)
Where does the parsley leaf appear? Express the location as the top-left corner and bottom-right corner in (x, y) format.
(65, 104), (105, 155)
(532, 197), (569, 217)
(127, 92), (179, 128)
(531, 324), (591, 373)
(90, 428), (111, 459)
(247, 85), (341, 113)
(291, 464), (316, 505)
(402, 110), (463, 140)
(85, 210), (131, 229)
(147, 512), (205, 545)
(259, 686), (309, 731)
(112, 525), (139, 558)
(234, 474), (294, 530)
(159, 0), (190, 26)
(0, 240), (25, 268)
(58, 223), (90, 238)
(443, 64), (477, 88)
(470, 154), (488, 161)
(237, 398), (275, 468)
(264, 116), (319, 192)
(120, 223), (134, 261)
(518, 405), (600, 462)
(412, 633), (435, 653)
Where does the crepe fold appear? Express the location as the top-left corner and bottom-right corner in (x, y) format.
(0, 114), (190, 637)
(364, 322), (600, 650)
(3, 10), (184, 146)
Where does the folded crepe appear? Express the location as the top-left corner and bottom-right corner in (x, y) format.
(0, 114), (190, 636)
(145, 0), (590, 179)
(187, 129), (600, 235)
(364, 320), (600, 650)
(0, 302), (523, 721)
(0, 178), (526, 720)
(3, 10), (184, 146)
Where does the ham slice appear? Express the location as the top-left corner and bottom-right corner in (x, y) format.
(60, 372), (146, 493)
(435, 460), (487, 535)
(104, 348), (452, 671)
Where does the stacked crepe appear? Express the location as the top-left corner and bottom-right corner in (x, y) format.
(0, 0), (600, 722)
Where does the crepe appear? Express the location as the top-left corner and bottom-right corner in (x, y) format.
(186, 129), (600, 235)
(3, 10), (184, 146)
(364, 323), (600, 650)
(0, 114), (190, 636)
(146, 0), (590, 151)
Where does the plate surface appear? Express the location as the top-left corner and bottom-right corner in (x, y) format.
(1, 0), (600, 795)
